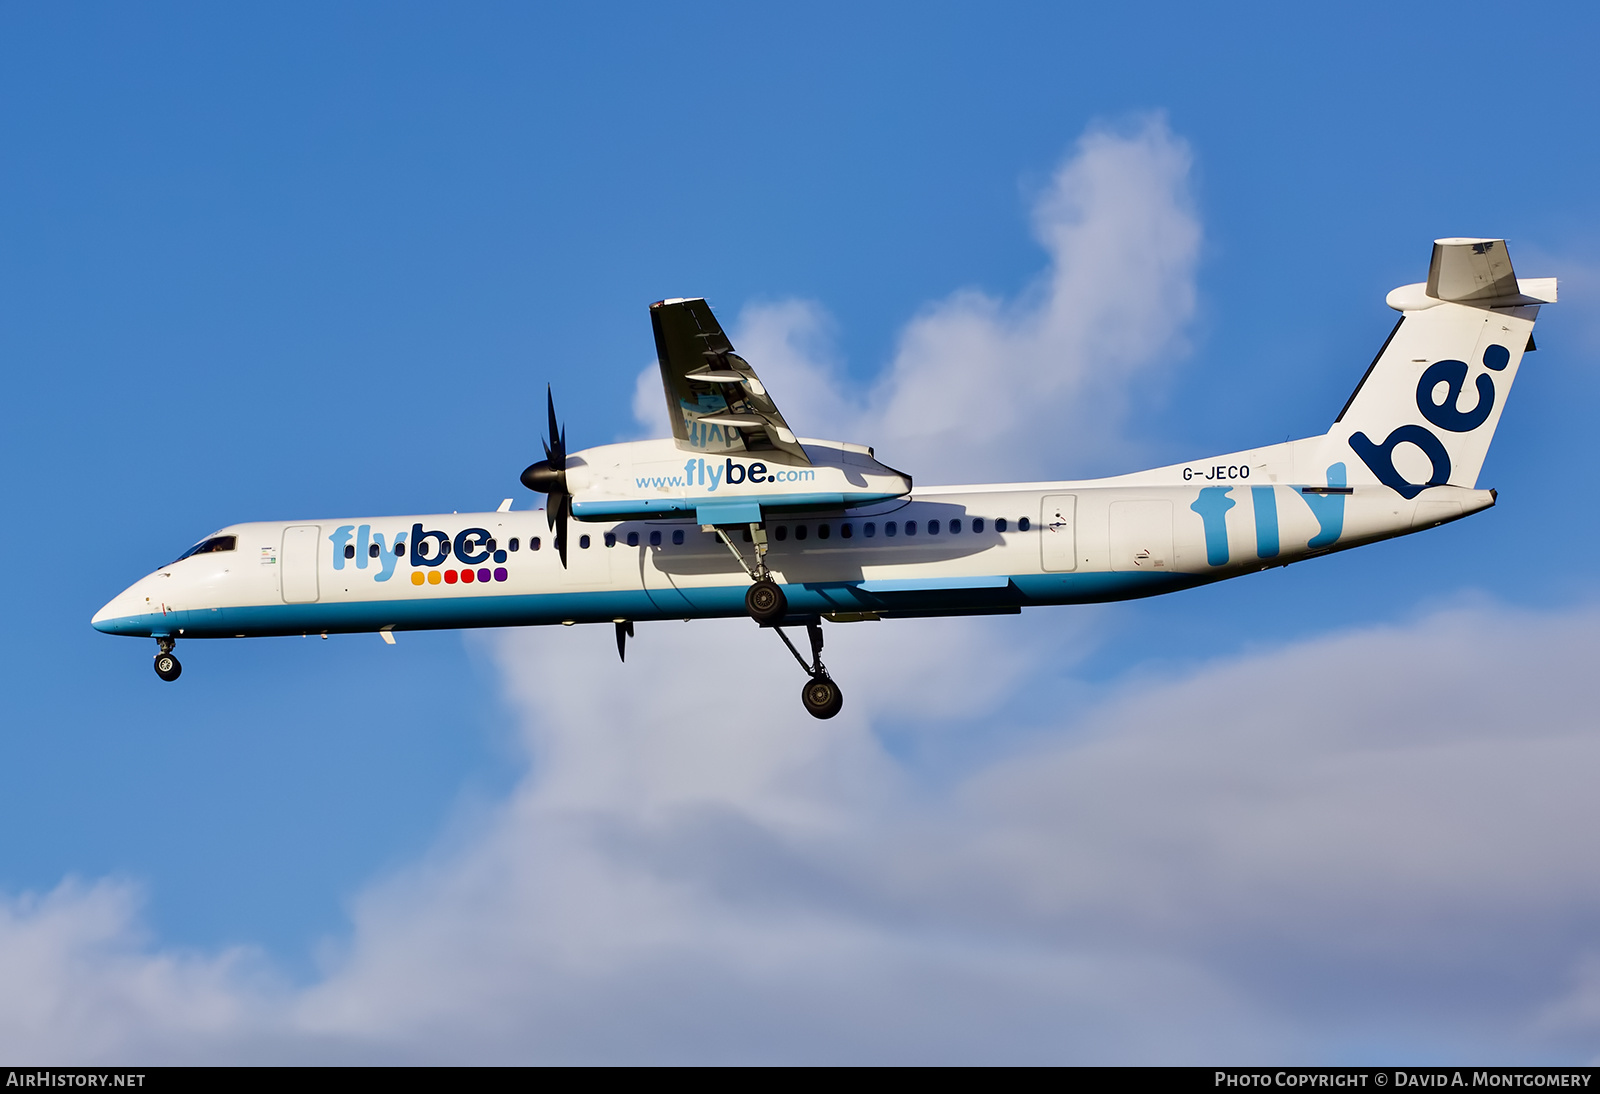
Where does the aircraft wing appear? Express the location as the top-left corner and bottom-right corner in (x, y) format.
(649, 298), (811, 465)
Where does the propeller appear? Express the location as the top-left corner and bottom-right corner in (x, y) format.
(520, 385), (570, 568)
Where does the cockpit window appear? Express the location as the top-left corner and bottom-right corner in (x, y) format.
(173, 535), (237, 563)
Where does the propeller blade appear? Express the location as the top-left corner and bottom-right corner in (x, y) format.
(546, 385), (564, 463)
(554, 493), (569, 569)
(521, 383), (571, 568)
(614, 619), (633, 662)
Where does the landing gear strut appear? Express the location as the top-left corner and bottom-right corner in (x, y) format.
(710, 521), (788, 624)
(709, 521), (841, 718)
(153, 637), (182, 682)
(773, 618), (843, 720)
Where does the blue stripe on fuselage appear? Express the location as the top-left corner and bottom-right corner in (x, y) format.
(91, 570), (1199, 638)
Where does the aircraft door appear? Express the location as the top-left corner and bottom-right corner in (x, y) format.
(1040, 495), (1078, 572)
(1108, 501), (1172, 572)
(281, 525), (321, 603)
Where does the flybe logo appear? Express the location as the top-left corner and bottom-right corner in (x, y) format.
(1349, 343), (1510, 499)
(637, 457), (817, 491)
(328, 524), (512, 587)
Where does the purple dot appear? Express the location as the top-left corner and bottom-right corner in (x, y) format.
(493, 567), (508, 582)
(477, 568), (491, 583)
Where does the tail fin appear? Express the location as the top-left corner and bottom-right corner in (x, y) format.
(1329, 239), (1555, 498)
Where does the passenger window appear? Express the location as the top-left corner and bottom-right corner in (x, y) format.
(905, 521), (917, 536)
(928, 520), (940, 535)
(775, 526), (788, 541)
(344, 544), (356, 559)
(604, 532), (616, 548)
(1018, 517), (1031, 531)
(972, 518), (984, 533)
(580, 535), (591, 549)
(817, 524), (830, 540)
(531, 537), (542, 551)
(795, 525), (808, 541)
(369, 543), (380, 558)
(949, 519), (961, 534)
(995, 518), (1008, 532)
(840, 523), (853, 539)
(627, 531), (640, 547)
(864, 522), (876, 538)
(885, 522), (897, 537)
(395, 542), (405, 556)
(486, 539), (497, 552)
(509, 538), (519, 552)
(650, 531), (662, 547)
(672, 529), (684, 545)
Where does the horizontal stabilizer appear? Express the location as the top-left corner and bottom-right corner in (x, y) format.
(1427, 238), (1518, 302)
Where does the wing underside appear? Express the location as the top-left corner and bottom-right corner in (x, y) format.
(649, 298), (810, 465)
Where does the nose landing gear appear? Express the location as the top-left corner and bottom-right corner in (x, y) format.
(153, 637), (182, 682)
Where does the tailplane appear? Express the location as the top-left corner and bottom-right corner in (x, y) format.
(1329, 239), (1555, 498)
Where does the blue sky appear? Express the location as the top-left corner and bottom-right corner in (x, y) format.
(4, 1), (1600, 1063)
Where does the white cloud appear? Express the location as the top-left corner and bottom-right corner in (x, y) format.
(632, 115), (1201, 484)
(9, 604), (1600, 1062)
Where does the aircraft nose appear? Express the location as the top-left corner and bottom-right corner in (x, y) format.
(92, 583), (148, 635)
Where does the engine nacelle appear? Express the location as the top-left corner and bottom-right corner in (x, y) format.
(564, 437), (911, 525)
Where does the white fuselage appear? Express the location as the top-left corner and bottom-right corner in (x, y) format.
(92, 436), (1491, 641)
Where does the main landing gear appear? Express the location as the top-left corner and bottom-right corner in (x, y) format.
(153, 637), (182, 682)
(774, 617), (843, 720)
(710, 521), (790, 624)
(745, 578), (786, 625)
(708, 520), (841, 719)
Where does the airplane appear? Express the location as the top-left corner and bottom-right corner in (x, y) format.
(93, 238), (1555, 718)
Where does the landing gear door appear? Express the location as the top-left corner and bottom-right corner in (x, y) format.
(1040, 494), (1078, 572)
(281, 525), (321, 604)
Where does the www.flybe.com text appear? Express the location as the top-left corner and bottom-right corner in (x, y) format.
(638, 458), (817, 491)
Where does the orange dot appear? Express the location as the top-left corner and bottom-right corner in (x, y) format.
(427, 570), (442, 585)
(411, 572), (424, 586)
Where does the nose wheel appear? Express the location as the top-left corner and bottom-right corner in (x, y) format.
(153, 638), (182, 682)
(772, 618), (843, 720)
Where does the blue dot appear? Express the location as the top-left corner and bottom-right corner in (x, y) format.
(1483, 344), (1510, 371)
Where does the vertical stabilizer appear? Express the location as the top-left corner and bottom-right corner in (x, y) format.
(1328, 239), (1553, 498)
